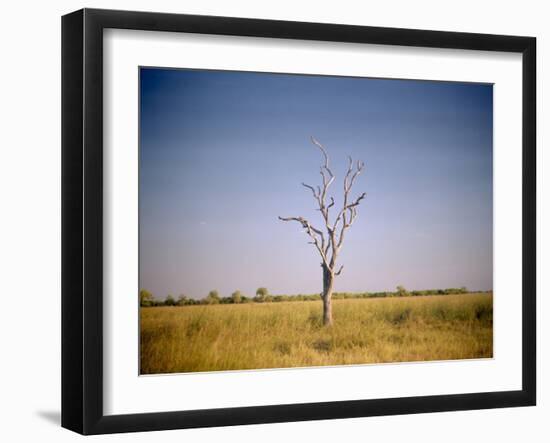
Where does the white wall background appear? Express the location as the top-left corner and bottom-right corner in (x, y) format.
(0, 1), (546, 441)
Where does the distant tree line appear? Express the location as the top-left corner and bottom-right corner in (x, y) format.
(140, 286), (482, 307)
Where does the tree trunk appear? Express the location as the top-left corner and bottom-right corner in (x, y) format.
(322, 264), (334, 326)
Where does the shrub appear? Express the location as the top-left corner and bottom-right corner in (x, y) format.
(176, 294), (189, 306)
(205, 290), (221, 305)
(231, 290), (243, 304)
(255, 287), (269, 303)
(139, 289), (154, 307)
(164, 294), (176, 306)
(396, 285), (409, 297)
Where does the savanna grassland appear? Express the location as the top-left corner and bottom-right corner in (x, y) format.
(140, 292), (493, 374)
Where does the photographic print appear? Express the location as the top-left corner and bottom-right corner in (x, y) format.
(139, 67), (493, 375)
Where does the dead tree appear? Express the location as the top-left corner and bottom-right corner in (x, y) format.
(279, 137), (366, 326)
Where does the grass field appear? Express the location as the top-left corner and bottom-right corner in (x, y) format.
(140, 293), (493, 374)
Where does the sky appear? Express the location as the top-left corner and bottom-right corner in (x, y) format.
(139, 67), (493, 300)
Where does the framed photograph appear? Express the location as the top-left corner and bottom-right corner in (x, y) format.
(62, 8), (536, 435)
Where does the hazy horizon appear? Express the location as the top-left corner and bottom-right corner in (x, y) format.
(139, 68), (493, 300)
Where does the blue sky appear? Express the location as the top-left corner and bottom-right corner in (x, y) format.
(139, 67), (493, 300)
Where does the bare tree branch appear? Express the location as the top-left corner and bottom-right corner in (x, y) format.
(301, 182), (319, 200)
(333, 160), (366, 237)
(278, 216), (329, 267)
(279, 138), (365, 276)
(311, 136), (334, 180)
(309, 137), (337, 224)
(348, 192), (367, 209)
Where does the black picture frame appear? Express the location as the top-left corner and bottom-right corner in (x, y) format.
(62, 8), (536, 435)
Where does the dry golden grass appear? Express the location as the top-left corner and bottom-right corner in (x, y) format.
(140, 293), (492, 374)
